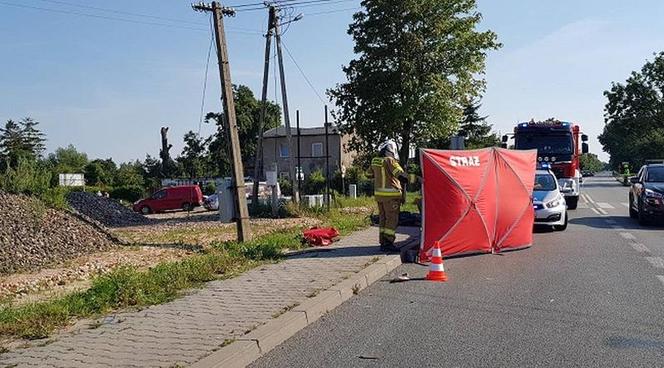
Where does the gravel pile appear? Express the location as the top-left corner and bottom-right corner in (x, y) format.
(67, 192), (153, 228)
(0, 191), (116, 275)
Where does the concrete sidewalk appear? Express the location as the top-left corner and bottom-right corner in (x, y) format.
(0, 226), (417, 368)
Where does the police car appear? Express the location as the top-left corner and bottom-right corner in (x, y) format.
(533, 164), (568, 231)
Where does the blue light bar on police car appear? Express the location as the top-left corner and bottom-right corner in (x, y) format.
(537, 162), (552, 170)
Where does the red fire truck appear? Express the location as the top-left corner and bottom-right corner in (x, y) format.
(503, 119), (589, 209)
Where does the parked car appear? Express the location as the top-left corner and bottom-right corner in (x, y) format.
(533, 168), (568, 231)
(629, 164), (664, 225)
(204, 194), (219, 211)
(133, 185), (204, 214)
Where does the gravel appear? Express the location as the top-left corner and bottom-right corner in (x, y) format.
(67, 192), (153, 228)
(0, 191), (116, 275)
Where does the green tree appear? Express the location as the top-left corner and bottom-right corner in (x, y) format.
(599, 52), (664, 169)
(115, 161), (145, 187)
(329, 0), (501, 164)
(0, 118), (46, 169)
(177, 131), (212, 178)
(84, 158), (117, 187)
(458, 101), (500, 149)
(47, 144), (89, 174)
(206, 85), (281, 175)
(579, 153), (603, 173)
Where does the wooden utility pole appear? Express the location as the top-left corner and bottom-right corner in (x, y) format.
(274, 9), (299, 203)
(252, 6), (277, 210)
(192, 1), (251, 241)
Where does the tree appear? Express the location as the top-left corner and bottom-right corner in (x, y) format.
(84, 158), (117, 187)
(177, 131), (212, 178)
(599, 52), (664, 169)
(458, 101), (500, 149)
(48, 144), (89, 174)
(206, 85), (281, 175)
(115, 161), (145, 187)
(0, 118), (46, 169)
(329, 0), (501, 164)
(579, 153), (603, 173)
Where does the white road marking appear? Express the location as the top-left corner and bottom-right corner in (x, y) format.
(597, 208), (609, 216)
(621, 202), (629, 208)
(657, 275), (664, 286)
(631, 243), (650, 253)
(619, 232), (636, 240)
(597, 202), (615, 209)
(584, 194), (596, 203)
(591, 208), (601, 215)
(577, 203), (589, 209)
(645, 257), (664, 269)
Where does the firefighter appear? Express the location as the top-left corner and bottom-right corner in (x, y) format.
(369, 140), (409, 252)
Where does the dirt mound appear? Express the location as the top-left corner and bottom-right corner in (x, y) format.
(67, 192), (153, 228)
(0, 192), (116, 275)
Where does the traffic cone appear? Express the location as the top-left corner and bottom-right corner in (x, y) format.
(425, 241), (448, 282)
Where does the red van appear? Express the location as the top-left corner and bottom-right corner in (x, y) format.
(133, 185), (204, 214)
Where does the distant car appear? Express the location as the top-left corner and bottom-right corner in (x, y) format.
(133, 185), (204, 214)
(204, 194), (219, 211)
(629, 164), (664, 225)
(582, 170), (595, 177)
(533, 169), (568, 231)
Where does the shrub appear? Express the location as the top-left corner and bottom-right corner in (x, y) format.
(304, 170), (326, 195)
(0, 158), (51, 196)
(203, 181), (216, 196)
(110, 185), (145, 202)
(278, 178), (292, 196)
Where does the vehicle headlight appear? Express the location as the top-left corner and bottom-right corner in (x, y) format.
(645, 188), (663, 198)
(545, 199), (561, 208)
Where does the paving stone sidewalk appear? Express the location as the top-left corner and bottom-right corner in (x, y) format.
(0, 226), (416, 368)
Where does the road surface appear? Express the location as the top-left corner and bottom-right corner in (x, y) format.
(251, 174), (664, 368)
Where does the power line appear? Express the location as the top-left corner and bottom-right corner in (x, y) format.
(280, 40), (326, 104)
(0, 1), (263, 34)
(235, 0), (357, 12)
(198, 16), (215, 135)
(34, 0), (205, 26)
(305, 6), (360, 16)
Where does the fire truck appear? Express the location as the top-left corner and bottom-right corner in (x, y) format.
(502, 119), (589, 209)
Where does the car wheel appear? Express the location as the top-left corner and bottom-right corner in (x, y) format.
(140, 206), (152, 215)
(629, 194), (638, 219)
(566, 196), (578, 210)
(638, 200), (650, 226)
(182, 202), (192, 212)
(554, 211), (568, 231)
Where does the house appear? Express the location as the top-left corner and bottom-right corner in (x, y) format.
(261, 124), (355, 179)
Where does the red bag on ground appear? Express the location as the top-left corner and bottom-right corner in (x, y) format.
(303, 227), (340, 247)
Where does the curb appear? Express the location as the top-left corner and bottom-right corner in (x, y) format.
(191, 254), (402, 368)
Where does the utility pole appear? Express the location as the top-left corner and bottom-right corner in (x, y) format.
(324, 105), (330, 211)
(274, 9), (299, 203)
(252, 6), (277, 210)
(192, 1), (251, 242)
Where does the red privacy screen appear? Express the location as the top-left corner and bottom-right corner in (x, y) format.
(420, 148), (536, 260)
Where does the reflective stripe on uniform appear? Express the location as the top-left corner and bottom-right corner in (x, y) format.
(382, 228), (396, 236)
(375, 190), (402, 197)
(371, 157), (383, 167)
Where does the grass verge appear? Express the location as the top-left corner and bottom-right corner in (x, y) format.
(0, 208), (373, 340)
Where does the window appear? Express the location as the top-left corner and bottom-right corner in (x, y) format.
(279, 143), (289, 158)
(152, 190), (166, 200)
(312, 142), (323, 157)
(534, 174), (557, 191)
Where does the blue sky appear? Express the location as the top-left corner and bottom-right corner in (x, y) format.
(2, 0), (663, 163)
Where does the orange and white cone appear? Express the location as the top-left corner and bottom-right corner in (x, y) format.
(425, 241), (448, 282)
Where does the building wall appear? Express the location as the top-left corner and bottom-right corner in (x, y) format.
(262, 134), (349, 178)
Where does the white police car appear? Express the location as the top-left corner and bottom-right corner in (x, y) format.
(533, 166), (568, 231)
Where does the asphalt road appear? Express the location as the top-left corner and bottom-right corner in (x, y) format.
(251, 174), (664, 368)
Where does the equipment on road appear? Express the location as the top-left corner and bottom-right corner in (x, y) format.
(502, 119), (588, 209)
(420, 148), (536, 259)
(425, 241), (448, 282)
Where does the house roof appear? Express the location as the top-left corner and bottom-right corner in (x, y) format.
(263, 124), (340, 138)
